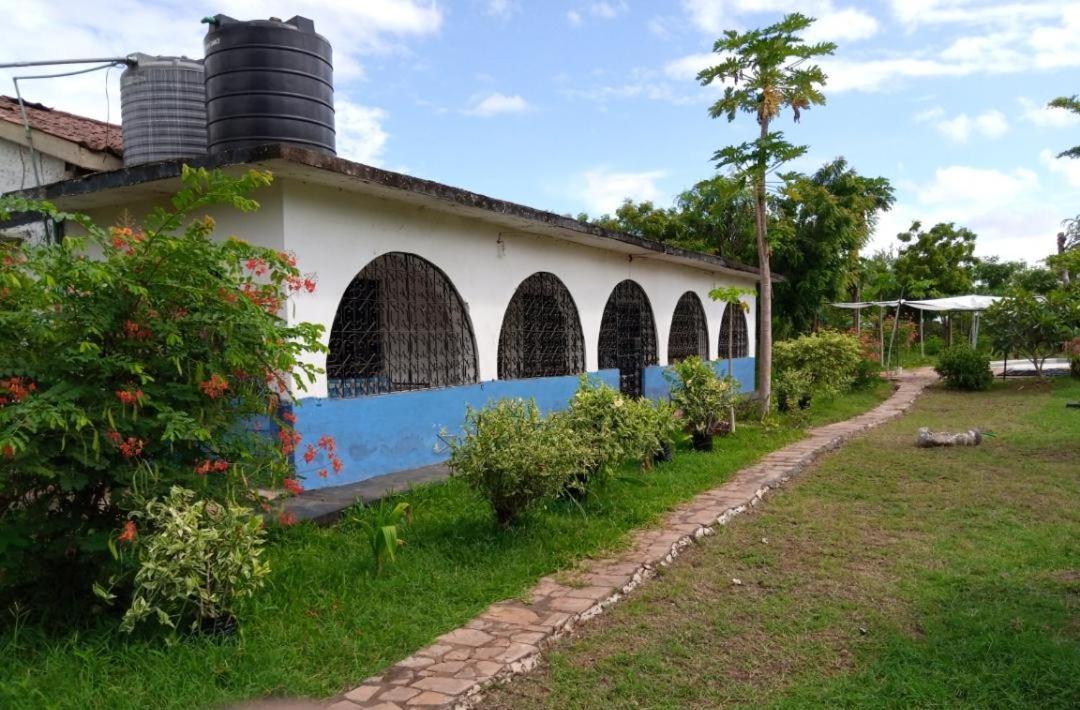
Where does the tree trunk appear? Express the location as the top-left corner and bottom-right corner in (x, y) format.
(754, 118), (772, 411)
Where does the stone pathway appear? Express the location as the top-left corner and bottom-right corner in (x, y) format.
(317, 371), (937, 710)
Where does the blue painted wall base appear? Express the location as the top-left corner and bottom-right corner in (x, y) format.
(295, 358), (755, 490)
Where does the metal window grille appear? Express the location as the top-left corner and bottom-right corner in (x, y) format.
(598, 279), (658, 397)
(498, 272), (586, 380)
(327, 252), (478, 398)
(667, 291), (709, 363)
(717, 302), (750, 359)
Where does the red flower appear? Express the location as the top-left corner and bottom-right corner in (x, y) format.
(317, 468), (329, 478)
(1, 377), (36, 403)
(331, 455), (343, 474)
(1, 444), (14, 458)
(118, 437), (144, 458)
(283, 478), (303, 495)
(282, 411), (297, 425)
(303, 278), (317, 293)
(317, 435), (336, 453)
(277, 511), (298, 527)
(303, 444), (317, 464)
(278, 427), (302, 456)
(199, 374), (229, 399)
(115, 388), (144, 406)
(278, 251), (298, 268)
(117, 520), (137, 543)
(106, 430), (122, 445)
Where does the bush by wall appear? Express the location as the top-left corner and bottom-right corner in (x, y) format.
(0, 168), (327, 608)
(447, 399), (592, 526)
(934, 345), (993, 390)
(773, 330), (863, 397)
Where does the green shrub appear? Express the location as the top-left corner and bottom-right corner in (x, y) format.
(625, 398), (682, 469)
(447, 399), (592, 526)
(0, 168), (327, 604)
(667, 356), (738, 434)
(563, 375), (651, 482)
(923, 335), (944, 356)
(773, 330), (863, 397)
(774, 367), (813, 413)
(94, 487), (269, 633)
(350, 500), (412, 575)
(934, 345), (993, 391)
(852, 358), (883, 389)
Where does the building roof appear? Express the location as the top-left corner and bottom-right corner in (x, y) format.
(11, 143), (762, 280)
(0, 96), (123, 159)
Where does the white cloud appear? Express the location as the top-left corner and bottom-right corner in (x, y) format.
(484, 0), (517, 18)
(565, 2), (627, 25)
(924, 109), (1009, 143)
(0, 1), (444, 122)
(567, 10), (583, 26)
(1040, 149), (1080, 188)
(871, 164), (1057, 262)
(335, 100), (389, 165)
(1019, 97), (1080, 128)
(581, 168), (667, 215)
(664, 53), (718, 81)
(463, 92), (530, 117)
(802, 8), (879, 42)
(889, 0), (1070, 28)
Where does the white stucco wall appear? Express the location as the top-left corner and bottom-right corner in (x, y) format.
(1, 137), (72, 243)
(281, 179), (757, 398)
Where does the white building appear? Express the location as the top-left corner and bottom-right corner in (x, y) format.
(13, 144), (758, 490)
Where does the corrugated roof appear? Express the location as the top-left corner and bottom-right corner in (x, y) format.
(0, 96), (123, 158)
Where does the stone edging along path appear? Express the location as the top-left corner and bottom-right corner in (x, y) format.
(321, 371), (937, 710)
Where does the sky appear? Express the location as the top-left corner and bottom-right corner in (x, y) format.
(1, 0), (1078, 264)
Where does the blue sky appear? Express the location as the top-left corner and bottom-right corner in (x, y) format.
(1, 1), (1078, 263)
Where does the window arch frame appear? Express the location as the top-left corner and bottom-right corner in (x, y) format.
(497, 271), (586, 380)
(717, 301), (750, 360)
(597, 279), (659, 397)
(667, 291), (710, 363)
(326, 251), (479, 398)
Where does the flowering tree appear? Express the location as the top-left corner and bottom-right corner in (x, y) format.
(0, 167), (336, 601)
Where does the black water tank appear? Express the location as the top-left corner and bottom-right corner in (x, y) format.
(203, 14), (335, 155)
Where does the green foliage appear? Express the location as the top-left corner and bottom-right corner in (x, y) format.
(94, 486), (269, 633)
(627, 398), (682, 469)
(773, 330), (863, 397)
(934, 345), (993, 391)
(350, 500), (413, 575)
(772, 158), (895, 335)
(894, 221), (978, 298)
(1048, 95), (1080, 159)
(562, 376), (651, 482)
(774, 367), (814, 413)
(667, 357), (738, 434)
(984, 289), (1078, 377)
(446, 399), (591, 526)
(0, 167), (325, 602)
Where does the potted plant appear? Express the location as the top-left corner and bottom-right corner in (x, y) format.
(668, 356), (737, 451)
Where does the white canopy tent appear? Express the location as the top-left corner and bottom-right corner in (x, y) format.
(831, 295), (1002, 366)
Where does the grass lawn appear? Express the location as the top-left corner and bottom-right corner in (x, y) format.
(482, 378), (1080, 709)
(0, 382), (893, 709)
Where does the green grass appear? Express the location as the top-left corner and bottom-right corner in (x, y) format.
(0, 381), (892, 709)
(482, 378), (1080, 709)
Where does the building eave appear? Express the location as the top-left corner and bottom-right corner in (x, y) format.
(8, 143), (763, 281)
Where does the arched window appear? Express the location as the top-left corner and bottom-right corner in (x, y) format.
(327, 252), (478, 397)
(498, 272), (585, 379)
(598, 280), (658, 397)
(667, 291), (709, 363)
(717, 302), (750, 359)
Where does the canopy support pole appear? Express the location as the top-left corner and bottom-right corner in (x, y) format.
(919, 309), (924, 358)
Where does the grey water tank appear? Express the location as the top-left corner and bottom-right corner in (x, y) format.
(203, 14), (335, 155)
(120, 54), (207, 166)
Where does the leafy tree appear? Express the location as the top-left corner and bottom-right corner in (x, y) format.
(0, 168), (332, 604)
(773, 158), (894, 335)
(1049, 95), (1080, 159)
(973, 257), (1059, 296)
(894, 221), (978, 298)
(984, 289), (1077, 377)
(697, 12), (836, 407)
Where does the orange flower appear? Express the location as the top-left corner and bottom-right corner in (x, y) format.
(277, 511), (298, 527)
(199, 374), (229, 399)
(117, 520), (137, 543)
(283, 478), (303, 495)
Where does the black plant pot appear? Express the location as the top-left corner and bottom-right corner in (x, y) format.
(798, 395), (812, 410)
(199, 613), (238, 638)
(655, 441), (674, 463)
(691, 431), (714, 452)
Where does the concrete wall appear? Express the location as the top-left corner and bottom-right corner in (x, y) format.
(281, 179), (757, 396)
(1, 138), (72, 243)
